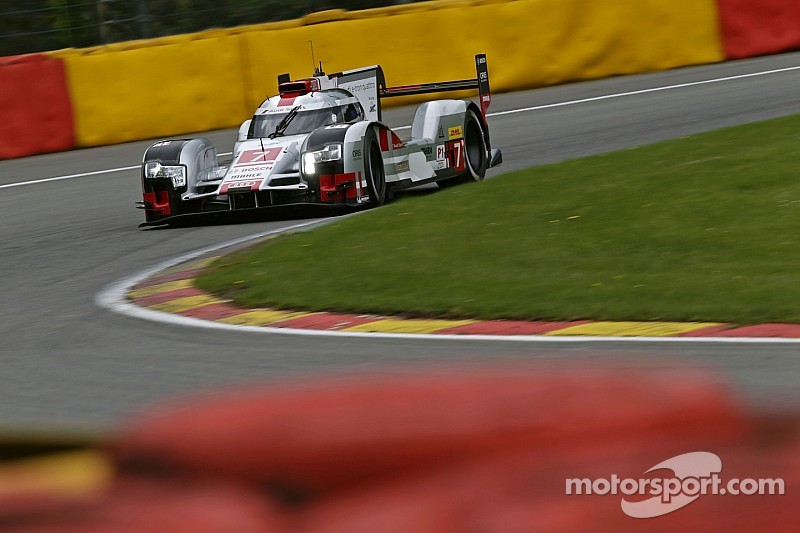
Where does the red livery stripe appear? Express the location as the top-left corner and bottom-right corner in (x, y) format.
(143, 191), (171, 215)
(379, 128), (389, 152)
(320, 173), (357, 202)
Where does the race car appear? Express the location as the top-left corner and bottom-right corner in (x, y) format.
(137, 53), (502, 226)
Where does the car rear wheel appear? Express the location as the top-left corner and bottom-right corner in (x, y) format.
(437, 110), (488, 188)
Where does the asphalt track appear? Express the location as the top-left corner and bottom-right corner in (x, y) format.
(1, 52), (800, 431)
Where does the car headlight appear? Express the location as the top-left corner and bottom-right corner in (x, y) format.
(302, 144), (342, 175)
(144, 162), (187, 188)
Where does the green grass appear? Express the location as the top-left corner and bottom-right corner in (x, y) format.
(195, 114), (800, 324)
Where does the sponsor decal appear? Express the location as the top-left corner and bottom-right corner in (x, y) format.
(228, 180), (258, 189)
(264, 106), (301, 114)
(395, 160), (410, 173)
(342, 81), (376, 93)
(437, 124), (446, 140)
(448, 126), (463, 140)
(352, 148), (362, 159)
(391, 131), (406, 150)
(421, 146), (433, 157)
(228, 171), (266, 180)
(224, 148), (282, 186)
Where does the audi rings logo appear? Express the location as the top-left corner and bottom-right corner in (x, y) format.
(566, 452), (785, 518)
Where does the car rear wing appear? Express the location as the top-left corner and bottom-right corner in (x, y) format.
(326, 53), (492, 123)
(379, 54), (492, 120)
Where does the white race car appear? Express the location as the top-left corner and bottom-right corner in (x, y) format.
(138, 53), (502, 226)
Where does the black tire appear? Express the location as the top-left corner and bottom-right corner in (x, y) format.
(364, 129), (387, 206)
(437, 109), (488, 188)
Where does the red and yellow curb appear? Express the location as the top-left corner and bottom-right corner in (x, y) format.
(124, 257), (800, 339)
(0, 450), (111, 497)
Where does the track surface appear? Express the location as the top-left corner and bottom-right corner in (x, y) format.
(1, 53), (799, 430)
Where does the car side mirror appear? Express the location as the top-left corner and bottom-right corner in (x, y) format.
(238, 120), (251, 141)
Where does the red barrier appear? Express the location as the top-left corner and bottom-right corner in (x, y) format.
(717, 0), (800, 59)
(0, 477), (284, 533)
(112, 366), (742, 496)
(0, 54), (74, 160)
(298, 433), (800, 532)
(3, 366), (800, 531)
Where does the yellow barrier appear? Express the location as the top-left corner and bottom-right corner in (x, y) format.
(56, 0), (724, 148)
(60, 34), (249, 147)
(242, 0), (723, 111)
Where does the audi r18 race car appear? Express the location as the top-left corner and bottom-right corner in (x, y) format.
(137, 54), (502, 226)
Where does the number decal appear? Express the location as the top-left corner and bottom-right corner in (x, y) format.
(445, 140), (465, 171)
(452, 141), (462, 170)
(235, 148), (282, 166)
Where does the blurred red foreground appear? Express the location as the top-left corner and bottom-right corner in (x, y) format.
(0, 364), (797, 532)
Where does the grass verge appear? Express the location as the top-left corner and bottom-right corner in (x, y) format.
(196, 114), (800, 324)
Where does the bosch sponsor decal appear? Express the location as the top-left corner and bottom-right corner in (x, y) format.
(448, 126), (463, 140)
(221, 148), (283, 193)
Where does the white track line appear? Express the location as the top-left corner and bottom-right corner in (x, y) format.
(0, 152), (232, 190)
(388, 65), (800, 131)
(486, 65), (800, 118)
(0, 165), (139, 190)
(96, 220), (800, 344)
(5, 64), (799, 189)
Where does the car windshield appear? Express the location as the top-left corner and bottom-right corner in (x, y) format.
(249, 108), (337, 138)
(249, 104), (363, 138)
